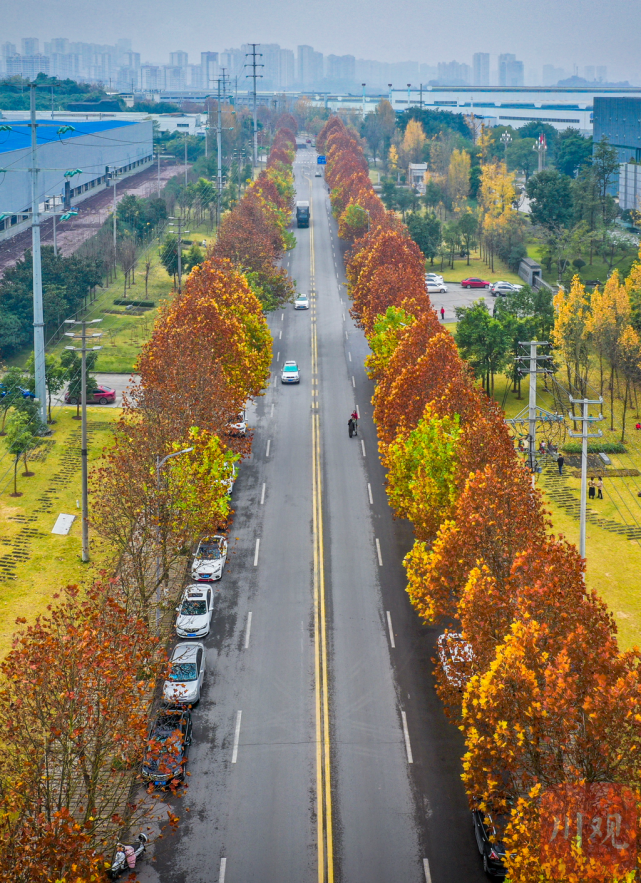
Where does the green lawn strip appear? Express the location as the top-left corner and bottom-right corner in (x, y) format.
(539, 487), (641, 652)
(527, 242), (638, 288)
(0, 408), (120, 659)
(435, 253), (523, 284)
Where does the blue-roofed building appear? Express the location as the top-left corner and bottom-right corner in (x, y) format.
(0, 117), (153, 242)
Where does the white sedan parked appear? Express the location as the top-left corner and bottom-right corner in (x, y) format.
(163, 642), (206, 706)
(175, 585), (214, 638)
(191, 535), (228, 582)
(426, 281), (448, 294)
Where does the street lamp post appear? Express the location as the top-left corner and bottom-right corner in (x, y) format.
(361, 83), (366, 119)
(500, 131), (512, 163)
(388, 83), (393, 104)
(155, 447), (194, 631)
(407, 83), (411, 106)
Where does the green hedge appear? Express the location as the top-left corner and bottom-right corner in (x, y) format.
(562, 442), (626, 454)
(113, 299), (156, 307)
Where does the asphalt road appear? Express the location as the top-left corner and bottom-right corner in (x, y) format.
(135, 150), (486, 883)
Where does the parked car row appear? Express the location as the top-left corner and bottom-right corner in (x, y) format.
(438, 632), (509, 879)
(141, 476), (238, 788)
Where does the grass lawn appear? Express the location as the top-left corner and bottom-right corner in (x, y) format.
(492, 370), (641, 650)
(44, 223), (217, 375)
(0, 408), (120, 658)
(432, 250), (523, 285)
(528, 242), (639, 289)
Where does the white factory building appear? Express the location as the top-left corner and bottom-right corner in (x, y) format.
(0, 117), (153, 242)
(319, 85), (641, 135)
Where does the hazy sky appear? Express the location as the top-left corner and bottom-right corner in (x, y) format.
(2, 0), (640, 78)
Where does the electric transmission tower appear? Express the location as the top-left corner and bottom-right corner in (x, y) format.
(244, 44), (263, 168)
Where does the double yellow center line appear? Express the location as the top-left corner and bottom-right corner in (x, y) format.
(309, 186), (334, 883)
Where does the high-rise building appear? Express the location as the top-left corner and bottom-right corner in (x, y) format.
(326, 54), (356, 84)
(473, 53), (490, 86)
(499, 53), (524, 87)
(7, 54), (50, 79)
(297, 45), (323, 87)
(201, 52), (219, 88)
(170, 51), (188, 68)
(389, 61), (419, 84)
(21, 38), (39, 56)
(596, 65), (607, 82)
(277, 48), (295, 90)
(584, 65), (596, 82)
(437, 61), (471, 85)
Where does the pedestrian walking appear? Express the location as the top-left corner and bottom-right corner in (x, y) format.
(557, 454), (564, 475)
(440, 306), (445, 322)
(597, 476), (604, 499)
(588, 477), (596, 499)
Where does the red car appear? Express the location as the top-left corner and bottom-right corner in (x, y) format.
(461, 277), (490, 289)
(65, 384), (116, 405)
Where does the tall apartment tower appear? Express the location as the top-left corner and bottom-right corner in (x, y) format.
(170, 51), (188, 68)
(201, 52), (219, 87)
(499, 53), (524, 87)
(297, 45), (323, 87)
(473, 53), (490, 86)
(21, 37), (39, 56)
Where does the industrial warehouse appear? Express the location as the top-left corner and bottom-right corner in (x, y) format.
(0, 117), (153, 242)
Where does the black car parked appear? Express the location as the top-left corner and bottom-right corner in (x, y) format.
(141, 707), (192, 787)
(473, 808), (507, 878)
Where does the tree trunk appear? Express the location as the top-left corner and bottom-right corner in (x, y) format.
(610, 364), (615, 431)
(622, 378), (630, 443)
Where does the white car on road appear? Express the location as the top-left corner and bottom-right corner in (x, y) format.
(425, 272), (444, 285)
(426, 281), (448, 294)
(163, 642), (206, 706)
(191, 535), (228, 582)
(294, 294), (309, 310)
(175, 585), (214, 638)
(490, 281), (522, 296)
(281, 360), (300, 383)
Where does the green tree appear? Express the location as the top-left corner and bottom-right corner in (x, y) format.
(556, 129), (593, 177)
(60, 350), (98, 418)
(458, 212), (478, 265)
(592, 136), (620, 224)
(4, 411), (36, 496)
(184, 243), (204, 273)
(526, 169), (574, 230)
(406, 212), (441, 264)
(455, 300), (511, 395)
(423, 179), (445, 212)
(0, 367), (27, 434)
(159, 234), (180, 282)
(506, 138), (538, 180)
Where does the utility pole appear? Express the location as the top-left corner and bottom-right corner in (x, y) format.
(64, 319), (102, 563)
(184, 133), (188, 187)
(29, 84), (47, 427)
(419, 83), (423, 110)
(568, 396), (603, 558)
(245, 44), (263, 168)
(361, 83), (366, 119)
(168, 216), (189, 293)
(508, 342), (563, 480)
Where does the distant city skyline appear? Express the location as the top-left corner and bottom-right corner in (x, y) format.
(0, 35), (626, 91)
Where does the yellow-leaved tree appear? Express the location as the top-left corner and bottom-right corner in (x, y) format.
(586, 270), (632, 422)
(552, 275), (592, 395)
(447, 149), (471, 214)
(400, 119), (427, 168)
